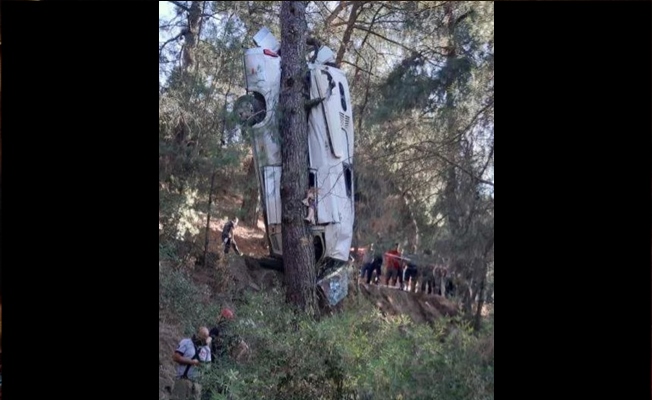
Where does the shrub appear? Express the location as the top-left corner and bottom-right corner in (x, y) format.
(196, 289), (493, 400)
(159, 262), (222, 334)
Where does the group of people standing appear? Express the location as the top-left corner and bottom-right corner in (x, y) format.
(358, 241), (455, 298)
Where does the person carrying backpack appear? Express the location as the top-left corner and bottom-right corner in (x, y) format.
(172, 326), (212, 381)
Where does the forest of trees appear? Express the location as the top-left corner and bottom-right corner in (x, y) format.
(159, 0), (494, 327)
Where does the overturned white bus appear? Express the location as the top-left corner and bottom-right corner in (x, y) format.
(234, 27), (355, 269)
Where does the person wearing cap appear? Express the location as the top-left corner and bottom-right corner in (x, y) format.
(208, 308), (236, 362)
(211, 308), (250, 362)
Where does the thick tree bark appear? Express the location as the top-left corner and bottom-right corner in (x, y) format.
(279, 1), (318, 316)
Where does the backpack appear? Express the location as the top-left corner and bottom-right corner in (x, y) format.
(181, 337), (211, 379)
(209, 321), (240, 362)
(209, 328), (220, 363)
(209, 324), (232, 361)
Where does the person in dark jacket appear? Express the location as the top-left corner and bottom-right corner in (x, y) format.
(358, 243), (381, 284)
(221, 217), (241, 255)
(208, 308), (237, 361)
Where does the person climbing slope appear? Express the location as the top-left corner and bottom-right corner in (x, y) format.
(221, 217), (241, 256)
(172, 326), (212, 381)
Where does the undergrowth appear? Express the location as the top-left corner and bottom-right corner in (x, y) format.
(160, 261), (493, 400)
(159, 261), (225, 334)
(204, 292), (493, 400)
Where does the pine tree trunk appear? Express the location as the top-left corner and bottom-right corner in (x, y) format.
(172, 1), (203, 167)
(182, 1), (202, 73)
(279, 1), (318, 316)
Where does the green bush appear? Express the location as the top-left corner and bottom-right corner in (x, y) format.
(195, 289), (493, 400)
(159, 263), (222, 335)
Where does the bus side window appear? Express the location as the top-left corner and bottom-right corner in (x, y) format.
(343, 164), (352, 198)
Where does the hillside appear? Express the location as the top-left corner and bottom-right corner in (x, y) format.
(159, 195), (493, 400)
(159, 2), (494, 399)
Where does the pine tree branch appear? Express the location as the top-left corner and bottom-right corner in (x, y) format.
(444, 98), (494, 147)
(169, 1), (190, 12)
(341, 60), (375, 76)
(352, 24), (415, 54)
(386, 146), (494, 188)
(159, 31), (186, 56)
(335, 2), (362, 65)
(325, 1), (349, 26)
(428, 151), (494, 187)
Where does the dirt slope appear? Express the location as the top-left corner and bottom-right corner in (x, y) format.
(160, 199), (461, 399)
(355, 283), (458, 323)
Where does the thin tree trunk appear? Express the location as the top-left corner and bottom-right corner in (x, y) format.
(398, 187), (419, 253)
(182, 1), (202, 73)
(279, 1), (318, 316)
(473, 261), (488, 332)
(463, 281), (474, 316)
(203, 170), (216, 268)
(335, 1), (362, 65)
(474, 238), (494, 331)
(173, 1), (203, 155)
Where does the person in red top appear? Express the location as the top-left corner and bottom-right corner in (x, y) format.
(384, 242), (403, 287)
